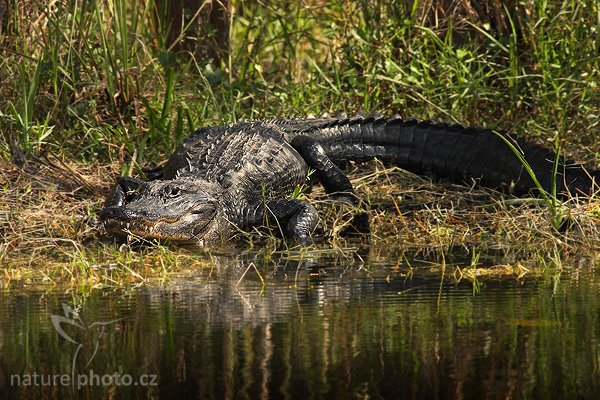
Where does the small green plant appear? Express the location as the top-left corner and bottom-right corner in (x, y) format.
(291, 168), (315, 199)
(493, 131), (566, 231)
(4, 54), (50, 156)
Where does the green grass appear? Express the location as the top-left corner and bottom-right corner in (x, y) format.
(1, 1), (598, 162)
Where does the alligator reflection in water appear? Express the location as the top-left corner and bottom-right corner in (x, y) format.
(1, 251), (600, 399)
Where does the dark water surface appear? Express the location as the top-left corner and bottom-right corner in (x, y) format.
(1, 248), (600, 399)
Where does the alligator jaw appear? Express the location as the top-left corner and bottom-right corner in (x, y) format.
(98, 206), (216, 242)
(98, 206), (165, 239)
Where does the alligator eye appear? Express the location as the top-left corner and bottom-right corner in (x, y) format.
(164, 186), (181, 198)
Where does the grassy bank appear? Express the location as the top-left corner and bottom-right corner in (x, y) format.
(1, 1), (599, 287)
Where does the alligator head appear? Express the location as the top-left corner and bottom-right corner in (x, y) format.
(98, 177), (229, 243)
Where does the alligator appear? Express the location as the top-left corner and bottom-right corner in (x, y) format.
(98, 114), (598, 244)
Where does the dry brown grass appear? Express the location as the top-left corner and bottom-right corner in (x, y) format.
(1, 156), (599, 289)
(314, 160), (600, 253)
(1, 155), (109, 284)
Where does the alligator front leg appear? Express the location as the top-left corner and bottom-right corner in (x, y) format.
(237, 199), (319, 244)
(291, 135), (371, 236)
(290, 135), (356, 205)
(104, 176), (145, 207)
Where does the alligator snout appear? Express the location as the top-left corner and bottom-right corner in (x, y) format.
(97, 207), (177, 224)
(98, 207), (142, 222)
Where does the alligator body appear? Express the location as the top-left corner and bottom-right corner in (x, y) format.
(98, 114), (598, 244)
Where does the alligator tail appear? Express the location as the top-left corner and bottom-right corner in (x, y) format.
(311, 115), (596, 197)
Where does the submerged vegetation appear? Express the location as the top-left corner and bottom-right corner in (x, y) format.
(0, 0), (599, 287)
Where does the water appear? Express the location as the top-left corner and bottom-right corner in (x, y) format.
(1, 247), (600, 399)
